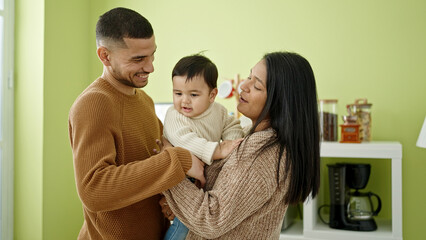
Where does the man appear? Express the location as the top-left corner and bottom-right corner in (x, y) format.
(68, 7), (205, 240)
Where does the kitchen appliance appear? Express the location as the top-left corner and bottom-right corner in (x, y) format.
(326, 163), (382, 231)
(347, 190), (381, 221)
(340, 115), (361, 143)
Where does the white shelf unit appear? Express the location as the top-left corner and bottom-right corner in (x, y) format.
(280, 141), (403, 240)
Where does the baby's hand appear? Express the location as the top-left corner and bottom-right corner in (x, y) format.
(213, 138), (244, 160)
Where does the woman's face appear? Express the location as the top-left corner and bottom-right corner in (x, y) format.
(237, 59), (268, 125)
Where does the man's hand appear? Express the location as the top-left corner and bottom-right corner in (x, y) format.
(186, 154), (206, 188)
(159, 195), (174, 221)
(212, 138), (243, 160)
(153, 136), (173, 154)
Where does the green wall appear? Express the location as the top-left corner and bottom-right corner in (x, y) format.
(42, 1), (91, 239)
(14, 0), (44, 238)
(15, 0), (90, 239)
(14, 0), (426, 239)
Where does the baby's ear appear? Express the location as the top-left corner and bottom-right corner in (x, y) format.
(209, 88), (218, 102)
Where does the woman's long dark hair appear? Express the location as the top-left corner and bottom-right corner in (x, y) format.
(251, 51), (320, 205)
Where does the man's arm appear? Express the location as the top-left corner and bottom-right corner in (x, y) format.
(69, 93), (193, 212)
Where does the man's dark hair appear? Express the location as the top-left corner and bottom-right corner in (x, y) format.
(96, 7), (153, 47)
(172, 54), (218, 90)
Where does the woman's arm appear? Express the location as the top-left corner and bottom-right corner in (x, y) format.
(163, 141), (278, 238)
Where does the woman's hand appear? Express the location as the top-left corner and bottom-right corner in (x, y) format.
(212, 138), (244, 160)
(159, 195), (175, 221)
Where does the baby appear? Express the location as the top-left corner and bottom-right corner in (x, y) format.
(163, 54), (244, 240)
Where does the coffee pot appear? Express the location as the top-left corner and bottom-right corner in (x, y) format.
(347, 190), (382, 221)
(323, 163), (382, 231)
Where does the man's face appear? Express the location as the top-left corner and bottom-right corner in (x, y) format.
(172, 75), (217, 118)
(107, 35), (157, 88)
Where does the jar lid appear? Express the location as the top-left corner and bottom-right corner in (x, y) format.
(342, 115), (358, 123)
(348, 98), (372, 108)
(347, 104), (372, 109)
(319, 99), (338, 103)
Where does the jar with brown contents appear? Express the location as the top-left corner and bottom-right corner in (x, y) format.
(346, 99), (372, 142)
(319, 99), (338, 141)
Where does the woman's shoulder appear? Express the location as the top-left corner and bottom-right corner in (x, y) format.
(243, 128), (276, 145)
(231, 128), (277, 161)
(242, 128), (282, 164)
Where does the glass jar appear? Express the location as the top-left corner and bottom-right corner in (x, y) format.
(319, 99), (338, 141)
(346, 99), (372, 142)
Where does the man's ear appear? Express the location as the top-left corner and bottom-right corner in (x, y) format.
(97, 46), (111, 66)
(209, 88), (218, 103)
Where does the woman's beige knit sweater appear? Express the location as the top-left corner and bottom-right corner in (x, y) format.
(163, 128), (289, 239)
(69, 78), (192, 240)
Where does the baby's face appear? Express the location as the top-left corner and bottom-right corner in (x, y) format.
(172, 75), (217, 118)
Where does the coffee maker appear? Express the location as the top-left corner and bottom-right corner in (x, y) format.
(326, 163), (382, 231)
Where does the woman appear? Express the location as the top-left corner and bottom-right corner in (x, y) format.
(162, 51), (320, 239)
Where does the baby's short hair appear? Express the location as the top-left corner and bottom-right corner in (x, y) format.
(172, 54), (218, 90)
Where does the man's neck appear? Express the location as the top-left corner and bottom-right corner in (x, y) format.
(101, 70), (136, 95)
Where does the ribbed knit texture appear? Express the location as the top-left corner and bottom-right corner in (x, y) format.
(163, 102), (244, 165)
(69, 77), (192, 240)
(163, 128), (289, 239)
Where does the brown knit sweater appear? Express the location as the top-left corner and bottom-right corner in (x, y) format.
(69, 78), (192, 240)
(163, 128), (289, 239)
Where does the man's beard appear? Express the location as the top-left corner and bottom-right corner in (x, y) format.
(117, 78), (137, 88)
(112, 68), (138, 88)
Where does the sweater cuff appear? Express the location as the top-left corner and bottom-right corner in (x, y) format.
(201, 141), (218, 165)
